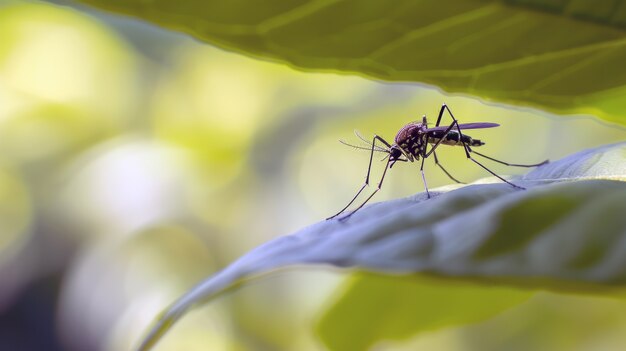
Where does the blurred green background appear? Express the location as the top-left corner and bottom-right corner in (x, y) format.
(1, 1), (626, 350)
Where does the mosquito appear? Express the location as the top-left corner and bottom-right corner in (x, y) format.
(327, 103), (548, 220)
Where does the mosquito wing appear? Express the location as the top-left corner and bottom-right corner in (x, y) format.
(425, 122), (500, 132)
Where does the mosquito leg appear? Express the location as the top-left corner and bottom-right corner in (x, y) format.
(326, 184), (367, 220)
(467, 154), (525, 189)
(439, 105), (470, 157)
(418, 136), (433, 197)
(420, 157), (430, 198)
(420, 123), (465, 191)
(424, 104), (469, 158)
(435, 105), (526, 190)
(340, 159), (392, 220)
(434, 103), (447, 127)
(327, 135), (391, 220)
(424, 122), (456, 158)
(418, 109), (459, 185)
(471, 150), (548, 168)
(433, 151), (464, 184)
(452, 126), (525, 190)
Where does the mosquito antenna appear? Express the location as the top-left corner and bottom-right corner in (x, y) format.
(353, 130), (389, 152)
(354, 130), (371, 144)
(339, 140), (388, 153)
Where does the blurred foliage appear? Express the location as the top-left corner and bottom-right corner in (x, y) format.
(0, 0), (624, 351)
(77, 0), (626, 125)
(0, 167), (30, 263)
(317, 274), (531, 351)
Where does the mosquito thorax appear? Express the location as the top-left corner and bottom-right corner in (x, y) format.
(394, 122), (426, 158)
(394, 122), (426, 145)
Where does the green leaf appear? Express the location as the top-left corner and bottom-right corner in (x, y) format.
(316, 274), (531, 351)
(76, 0), (626, 124)
(135, 142), (626, 350)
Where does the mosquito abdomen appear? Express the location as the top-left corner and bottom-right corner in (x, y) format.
(467, 137), (485, 146)
(460, 134), (484, 146)
(429, 131), (484, 147)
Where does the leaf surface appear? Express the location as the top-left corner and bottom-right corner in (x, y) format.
(316, 274), (532, 351)
(77, 0), (626, 124)
(136, 141), (626, 350)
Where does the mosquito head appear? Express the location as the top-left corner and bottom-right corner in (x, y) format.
(388, 145), (406, 168)
(389, 146), (402, 160)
